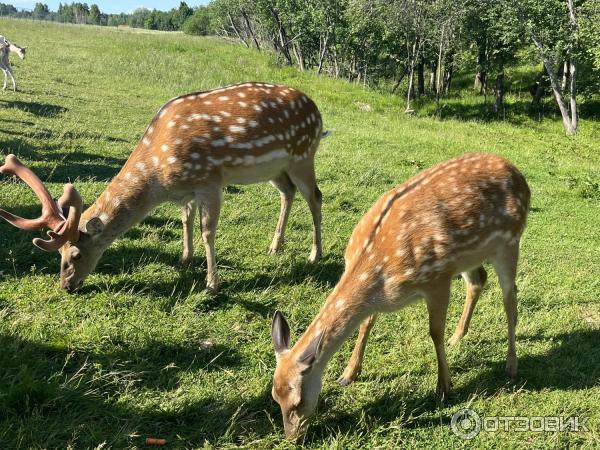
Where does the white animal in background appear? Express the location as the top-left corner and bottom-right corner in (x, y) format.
(0, 36), (26, 91)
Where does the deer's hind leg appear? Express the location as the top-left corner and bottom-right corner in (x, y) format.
(196, 188), (222, 293)
(448, 266), (488, 346)
(268, 173), (296, 255)
(286, 160), (322, 263)
(489, 242), (520, 380)
(424, 278), (452, 400)
(180, 200), (197, 266)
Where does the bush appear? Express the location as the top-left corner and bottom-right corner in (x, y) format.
(182, 6), (211, 36)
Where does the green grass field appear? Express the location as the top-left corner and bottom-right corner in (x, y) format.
(0, 18), (599, 449)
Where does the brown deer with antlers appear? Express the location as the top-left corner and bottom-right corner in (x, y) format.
(0, 82), (325, 292)
(271, 153), (530, 439)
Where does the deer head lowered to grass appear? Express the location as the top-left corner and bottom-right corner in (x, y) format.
(0, 82), (326, 292)
(271, 153), (530, 439)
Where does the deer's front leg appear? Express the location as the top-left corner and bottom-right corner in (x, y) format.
(8, 67), (15, 92)
(338, 314), (378, 386)
(424, 280), (452, 401)
(197, 188), (222, 293)
(2, 69), (7, 90)
(180, 200), (197, 266)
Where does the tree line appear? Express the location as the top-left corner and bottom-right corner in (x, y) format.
(1, 0), (599, 134)
(0, 1), (195, 29)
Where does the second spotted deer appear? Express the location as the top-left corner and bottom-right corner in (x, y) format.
(271, 153), (530, 439)
(0, 82), (325, 292)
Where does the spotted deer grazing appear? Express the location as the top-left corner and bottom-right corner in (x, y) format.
(0, 82), (325, 292)
(0, 36), (26, 92)
(271, 153), (530, 439)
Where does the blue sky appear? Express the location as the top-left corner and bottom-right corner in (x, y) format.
(13, 0), (208, 14)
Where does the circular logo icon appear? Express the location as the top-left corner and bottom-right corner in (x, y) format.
(451, 408), (481, 439)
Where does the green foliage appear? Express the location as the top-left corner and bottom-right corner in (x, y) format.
(182, 6), (212, 36)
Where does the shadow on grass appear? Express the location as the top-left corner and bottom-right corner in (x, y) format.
(0, 141), (124, 181)
(0, 332), (279, 447)
(0, 99), (68, 117)
(304, 329), (600, 440)
(1, 326), (596, 446)
(0, 126), (130, 143)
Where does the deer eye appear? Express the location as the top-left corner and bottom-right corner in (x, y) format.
(72, 251), (82, 261)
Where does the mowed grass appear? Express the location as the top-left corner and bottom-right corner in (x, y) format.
(1, 18), (599, 449)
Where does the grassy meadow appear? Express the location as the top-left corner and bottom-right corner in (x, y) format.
(1, 18), (600, 449)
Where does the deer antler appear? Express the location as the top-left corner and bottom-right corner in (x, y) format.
(0, 154), (82, 251)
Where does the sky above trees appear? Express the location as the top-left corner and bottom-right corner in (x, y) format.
(11, 0), (207, 13)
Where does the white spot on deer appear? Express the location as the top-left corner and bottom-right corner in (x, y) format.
(229, 125), (246, 133)
(173, 98), (183, 104)
(253, 105), (262, 112)
(218, 96), (229, 101)
(142, 137), (151, 146)
(213, 127), (221, 132)
(136, 162), (146, 171)
(211, 139), (227, 147)
(167, 121), (176, 128)
(284, 110), (290, 119)
(161, 144), (169, 152)
(237, 92), (246, 98)
(359, 272), (369, 281)
(151, 156), (159, 167)
(167, 156), (177, 164)
(238, 101), (247, 107)
(183, 162), (193, 169)
(220, 111), (231, 117)
(174, 138), (183, 145)
(112, 198), (121, 208)
(212, 115), (222, 123)
(249, 120), (258, 128)
(181, 125), (190, 130)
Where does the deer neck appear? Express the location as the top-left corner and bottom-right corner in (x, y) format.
(80, 168), (164, 249)
(293, 275), (375, 373)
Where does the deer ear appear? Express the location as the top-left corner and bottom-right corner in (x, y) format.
(85, 217), (105, 236)
(272, 310), (291, 355)
(298, 332), (324, 373)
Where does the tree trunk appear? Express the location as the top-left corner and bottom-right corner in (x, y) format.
(435, 25), (445, 109)
(317, 32), (329, 75)
(567, 0), (578, 132)
(560, 61), (568, 91)
(391, 66), (407, 94)
(569, 58), (578, 130)
(241, 8), (260, 50)
(417, 61), (425, 96)
(474, 38), (487, 94)
(493, 61), (504, 113)
(430, 61), (437, 93)
(228, 13), (249, 48)
(444, 63), (453, 94)
(531, 71), (548, 106)
(405, 65), (415, 112)
(531, 31), (576, 134)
